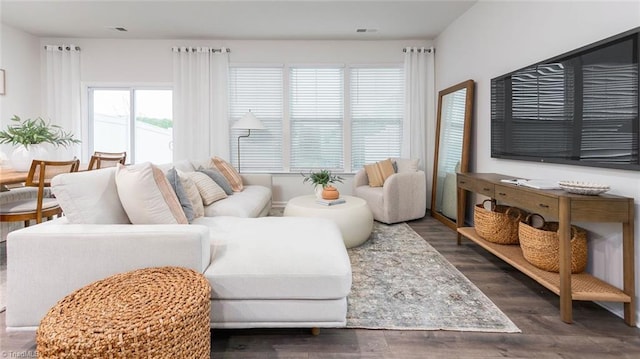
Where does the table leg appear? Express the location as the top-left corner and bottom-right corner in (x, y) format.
(558, 197), (573, 324)
(623, 201), (636, 326)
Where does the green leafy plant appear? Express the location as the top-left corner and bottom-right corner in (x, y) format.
(0, 115), (80, 148)
(301, 169), (344, 188)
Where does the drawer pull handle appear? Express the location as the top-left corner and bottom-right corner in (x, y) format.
(498, 192), (506, 196)
(460, 180), (466, 184)
(484, 187), (492, 191)
(539, 204), (549, 208)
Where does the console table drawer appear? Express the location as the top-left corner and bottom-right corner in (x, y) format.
(457, 176), (494, 197)
(495, 185), (559, 217)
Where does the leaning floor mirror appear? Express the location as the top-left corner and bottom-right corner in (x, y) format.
(430, 79), (474, 230)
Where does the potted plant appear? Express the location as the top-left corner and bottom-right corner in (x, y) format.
(302, 169), (344, 199)
(0, 115), (80, 171)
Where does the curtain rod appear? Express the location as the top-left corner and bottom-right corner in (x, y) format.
(403, 47), (434, 53)
(172, 47), (231, 53)
(43, 45), (81, 51)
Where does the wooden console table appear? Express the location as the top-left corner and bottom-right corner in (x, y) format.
(456, 173), (635, 326)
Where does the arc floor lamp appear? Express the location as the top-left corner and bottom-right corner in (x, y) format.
(232, 110), (264, 172)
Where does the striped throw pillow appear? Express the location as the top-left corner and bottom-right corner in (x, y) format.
(211, 156), (244, 192)
(364, 158), (397, 187)
(186, 171), (228, 206)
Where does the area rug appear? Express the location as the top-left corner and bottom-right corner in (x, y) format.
(346, 222), (520, 333)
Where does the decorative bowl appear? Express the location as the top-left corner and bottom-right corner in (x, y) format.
(558, 181), (610, 195)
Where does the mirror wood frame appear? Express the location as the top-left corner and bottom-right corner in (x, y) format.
(430, 79), (475, 230)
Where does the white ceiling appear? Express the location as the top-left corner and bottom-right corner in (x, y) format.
(0, 0), (476, 40)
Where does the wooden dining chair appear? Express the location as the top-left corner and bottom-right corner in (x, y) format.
(88, 151), (127, 170)
(0, 159), (80, 226)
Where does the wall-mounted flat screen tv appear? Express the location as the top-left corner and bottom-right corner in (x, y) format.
(491, 27), (639, 171)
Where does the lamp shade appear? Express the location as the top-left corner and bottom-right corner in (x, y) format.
(232, 110), (265, 130)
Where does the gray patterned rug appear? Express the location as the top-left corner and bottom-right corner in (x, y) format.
(346, 222), (520, 333)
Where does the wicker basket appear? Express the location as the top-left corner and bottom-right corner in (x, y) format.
(474, 199), (527, 244)
(519, 214), (588, 273)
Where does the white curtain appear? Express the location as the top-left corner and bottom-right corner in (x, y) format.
(45, 44), (81, 160)
(172, 47), (229, 161)
(403, 47), (435, 171)
(210, 50), (230, 159)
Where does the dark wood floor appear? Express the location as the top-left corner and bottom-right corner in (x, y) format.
(2, 216), (639, 358)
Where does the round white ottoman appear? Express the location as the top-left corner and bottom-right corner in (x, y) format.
(284, 195), (374, 248)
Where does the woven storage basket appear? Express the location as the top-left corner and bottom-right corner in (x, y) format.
(519, 214), (588, 273)
(37, 266), (211, 359)
(474, 199), (527, 244)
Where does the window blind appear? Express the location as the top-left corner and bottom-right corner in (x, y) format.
(289, 67), (344, 170)
(228, 67), (283, 172)
(350, 67), (404, 171)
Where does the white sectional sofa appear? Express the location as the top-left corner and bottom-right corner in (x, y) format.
(5, 162), (352, 331)
(158, 159), (273, 218)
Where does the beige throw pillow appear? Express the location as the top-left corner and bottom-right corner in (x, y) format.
(177, 170), (204, 218)
(211, 156), (244, 192)
(115, 163), (188, 224)
(187, 171), (228, 206)
(365, 163), (384, 187)
(377, 158), (395, 181)
(365, 158), (397, 187)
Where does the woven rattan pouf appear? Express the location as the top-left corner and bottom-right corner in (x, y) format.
(37, 266), (211, 359)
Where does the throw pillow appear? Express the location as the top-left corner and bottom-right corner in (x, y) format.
(377, 158), (395, 181)
(115, 162), (188, 224)
(51, 167), (131, 224)
(211, 156), (244, 192)
(177, 170), (204, 219)
(364, 163), (384, 187)
(364, 158), (396, 187)
(186, 171), (228, 206)
(392, 158), (420, 173)
(198, 166), (234, 195)
(166, 167), (195, 223)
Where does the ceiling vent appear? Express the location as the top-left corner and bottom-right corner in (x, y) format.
(107, 26), (128, 32)
(356, 28), (378, 33)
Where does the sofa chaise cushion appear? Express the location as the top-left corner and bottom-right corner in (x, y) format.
(194, 216), (352, 301)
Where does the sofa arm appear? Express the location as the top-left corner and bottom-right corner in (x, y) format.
(353, 169), (369, 189)
(6, 219), (211, 329)
(382, 170), (427, 220)
(241, 173), (272, 190)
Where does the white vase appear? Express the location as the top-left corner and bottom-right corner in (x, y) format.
(315, 185), (324, 199)
(11, 144), (49, 171)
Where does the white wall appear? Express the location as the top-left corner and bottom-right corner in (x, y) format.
(435, 0), (640, 325)
(0, 24), (41, 137)
(39, 37), (430, 205)
(0, 24), (42, 241)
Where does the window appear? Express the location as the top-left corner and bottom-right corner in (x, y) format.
(89, 88), (173, 164)
(228, 67), (284, 172)
(226, 65), (403, 173)
(350, 67), (404, 171)
(289, 67), (344, 171)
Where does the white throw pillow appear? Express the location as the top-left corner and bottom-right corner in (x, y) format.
(392, 158), (420, 173)
(186, 171), (228, 206)
(115, 162), (188, 224)
(51, 167), (131, 224)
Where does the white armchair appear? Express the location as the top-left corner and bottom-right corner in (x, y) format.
(353, 158), (427, 224)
